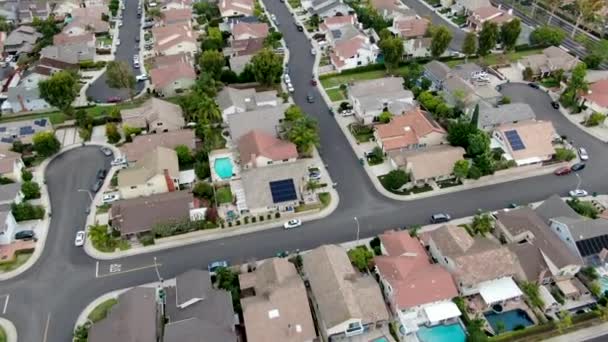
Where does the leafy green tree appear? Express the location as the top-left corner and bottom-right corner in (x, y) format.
(0, 15), (12, 32)
(105, 123), (121, 143)
(263, 30), (283, 48)
(347, 246), (373, 272)
(560, 62), (588, 106)
(368, 146), (384, 164)
(309, 14), (320, 28)
(284, 105), (305, 121)
(21, 181), (41, 200)
(175, 145), (193, 166)
(201, 26), (224, 51)
(477, 22), (499, 56)
(216, 267), (241, 311)
(557, 311), (572, 333)
(571, 0), (603, 38)
(193, 1), (220, 21)
(585, 112), (607, 127)
(467, 165), (482, 179)
(11, 202), (45, 221)
(250, 49), (283, 86)
(401, 63), (424, 88)
(520, 281), (544, 309)
(462, 32), (477, 61)
(467, 319), (489, 342)
(545, 0), (563, 25)
(195, 161), (210, 180)
(500, 18), (521, 51)
(447, 120), (477, 148)
(583, 40), (608, 69)
(285, 116), (319, 155)
(430, 25), (452, 58)
(472, 212), (494, 235)
(453, 159), (469, 180)
(179, 92), (221, 123)
(32, 131), (61, 157)
(383, 170), (409, 190)
(379, 36), (404, 72)
(473, 152), (495, 175)
(467, 131), (490, 157)
(106, 61), (136, 100)
(38, 70), (79, 116)
(529, 25), (566, 46)
(199, 50), (225, 80)
(193, 181), (214, 200)
(523, 66), (534, 81)
(21, 169), (33, 182)
(192, 72), (219, 97)
(378, 111), (392, 123)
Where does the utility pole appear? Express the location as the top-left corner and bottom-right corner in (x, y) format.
(354, 217), (360, 246)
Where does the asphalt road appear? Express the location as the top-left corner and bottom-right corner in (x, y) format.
(86, 0), (146, 102)
(3, 3), (608, 342)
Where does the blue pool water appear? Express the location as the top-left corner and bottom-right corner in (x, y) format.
(417, 324), (466, 342)
(214, 157), (233, 179)
(371, 337), (389, 342)
(484, 309), (534, 332)
(599, 276), (608, 296)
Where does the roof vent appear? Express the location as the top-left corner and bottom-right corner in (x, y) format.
(268, 309), (280, 319)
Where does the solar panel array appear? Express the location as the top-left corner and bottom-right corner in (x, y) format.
(504, 130), (525, 151)
(331, 29), (342, 38)
(19, 126), (35, 136)
(0, 127), (5, 132)
(576, 235), (608, 257)
(1, 137), (13, 143)
(34, 119), (47, 127)
(269, 179), (297, 204)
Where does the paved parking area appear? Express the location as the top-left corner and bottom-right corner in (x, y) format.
(55, 128), (83, 147)
(497, 65), (524, 82)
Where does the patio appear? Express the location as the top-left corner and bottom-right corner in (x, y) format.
(0, 240), (35, 263)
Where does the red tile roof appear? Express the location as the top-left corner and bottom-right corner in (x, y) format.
(394, 17), (429, 38)
(150, 61), (196, 89)
(232, 22), (269, 40)
(582, 79), (608, 108)
(238, 130), (298, 165)
(319, 15), (357, 31)
(160, 8), (192, 24)
(375, 108), (445, 151)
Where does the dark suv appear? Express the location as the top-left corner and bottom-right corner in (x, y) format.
(15, 230), (35, 240)
(92, 179), (104, 193)
(430, 213), (451, 224)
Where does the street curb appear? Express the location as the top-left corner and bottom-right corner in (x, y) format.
(412, 0), (461, 30)
(0, 317), (17, 342)
(73, 289), (127, 329)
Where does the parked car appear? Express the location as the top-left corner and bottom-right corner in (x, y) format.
(578, 147), (589, 161)
(91, 179), (104, 193)
(136, 74), (148, 82)
(571, 163), (586, 172)
(283, 219), (302, 229)
(116, 38), (121, 46)
(97, 169), (107, 179)
(551, 101), (560, 109)
(100, 147), (113, 156)
(311, 48), (316, 55)
(287, 83), (295, 93)
(135, 36), (140, 42)
(554, 166), (571, 176)
(75, 231), (86, 246)
(208, 260), (229, 275)
(111, 156), (127, 166)
(306, 93), (315, 103)
(107, 96), (122, 103)
(102, 193), (120, 204)
(569, 189), (588, 197)
(15, 230), (35, 240)
(283, 74), (291, 83)
(309, 170), (321, 180)
(296, 25), (304, 32)
(430, 213), (451, 224)
(528, 82), (540, 89)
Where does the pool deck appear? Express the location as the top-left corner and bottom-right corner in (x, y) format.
(331, 327), (395, 342)
(209, 149), (240, 183)
(467, 296), (537, 335)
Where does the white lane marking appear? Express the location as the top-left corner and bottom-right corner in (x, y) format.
(95, 261), (99, 278)
(1, 294), (9, 314)
(96, 263), (162, 278)
(42, 313), (51, 342)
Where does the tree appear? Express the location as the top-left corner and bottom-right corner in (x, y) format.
(21, 181), (41, 200)
(105, 123), (121, 143)
(201, 26), (223, 51)
(472, 212), (494, 235)
(430, 25), (452, 58)
(560, 62), (588, 106)
(0, 15), (12, 32)
(500, 18), (521, 51)
(175, 145), (193, 166)
(193, 2), (220, 22)
(105, 61), (136, 100)
(585, 112), (607, 127)
(447, 120), (477, 148)
(263, 30), (283, 48)
(21, 169), (33, 182)
(309, 14), (320, 28)
(557, 311), (572, 333)
(284, 105), (305, 121)
(199, 50), (225, 80)
(306, 179), (322, 193)
(32, 131), (61, 157)
(467, 319), (489, 342)
(285, 116), (319, 155)
(595, 304), (608, 321)
(216, 267), (241, 311)
(379, 36), (404, 72)
(38, 70), (79, 116)
(462, 32), (477, 61)
(546, 0), (563, 25)
(179, 92), (221, 123)
(584, 39), (608, 69)
(467, 165), (482, 179)
(473, 152), (495, 175)
(529, 25), (566, 46)
(383, 170), (409, 190)
(453, 160), (469, 180)
(477, 22), (499, 56)
(193, 181), (214, 200)
(195, 161), (210, 180)
(467, 131), (490, 157)
(571, 0), (603, 39)
(520, 281), (544, 309)
(378, 111), (392, 123)
(250, 49), (283, 86)
(470, 103), (480, 126)
(11, 202), (45, 221)
(347, 246), (373, 272)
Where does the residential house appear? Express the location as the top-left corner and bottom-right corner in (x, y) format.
(403, 37), (432, 58)
(477, 102), (536, 131)
(150, 52), (194, 69)
(374, 231), (459, 335)
(225, 37), (265, 73)
(467, 6), (514, 32)
(64, 6), (110, 35)
(310, 1), (353, 19)
(157, 0), (194, 10)
(388, 145), (465, 185)
(318, 14), (358, 33)
(0, 183), (22, 206)
(120, 98), (185, 133)
(120, 130), (196, 162)
(237, 130), (298, 169)
(370, 0), (417, 19)
(150, 60), (196, 97)
(239, 258), (317, 342)
(4, 72), (51, 113)
(117, 147), (180, 200)
(164, 269), (237, 342)
(40, 43), (96, 64)
(231, 22), (269, 41)
(453, 0), (491, 14)
(16, 0), (51, 23)
(216, 86), (279, 121)
(424, 225), (524, 302)
(240, 160), (308, 214)
(348, 77), (415, 124)
(494, 207), (583, 283)
(152, 24), (199, 56)
(329, 33), (378, 72)
(302, 0), (332, 11)
(53, 31), (96, 47)
(0, 183), (21, 245)
(220, 15), (260, 32)
(227, 104), (288, 140)
(160, 8), (192, 26)
(109, 190), (204, 237)
(390, 17), (429, 40)
(0, 149), (24, 181)
(579, 79), (608, 115)
(219, 0), (254, 17)
(423, 60), (451, 91)
(4, 25), (41, 54)
(491, 120), (557, 166)
(374, 107), (446, 152)
(0, 117), (52, 145)
(302, 245), (390, 341)
(518, 46), (580, 79)
(88, 287), (160, 342)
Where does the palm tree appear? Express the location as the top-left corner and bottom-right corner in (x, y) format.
(286, 116), (320, 156)
(546, 0), (563, 25)
(571, 0), (603, 38)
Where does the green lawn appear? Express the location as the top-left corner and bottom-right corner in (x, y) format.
(0, 252), (32, 272)
(446, 48), (545, 67)
(319, 192), (331, 208)
(88, 298), (118, 323)
(287, 0), (301, 8)
(216, 187), (233, 204)
(349, 124), (375, 143)
(321, 69), (388, 89)
(326, 88), (346, 102)
(0, 325), (5, 342)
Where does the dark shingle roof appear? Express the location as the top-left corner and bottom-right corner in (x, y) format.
(535, 194), (580, 223)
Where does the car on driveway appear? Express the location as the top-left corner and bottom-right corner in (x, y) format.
(102, 193), (120, 204)
(136, 74), (148, 82)
(111, 156), (127, 166)
(571, 163), (586, 172)
(569, 189), (588, 197)
(578, 147), (589, 161)
(15, 230), (35, 240)
(100, 147), (113, 156)
(528, 82), (540, 89)
(75, 231), (85, 246)
(309, 170), (321, 180)
(208, 260), (229, 275)
(283, 219), (302, 229)
(430, 213), (451, 223)
(306, 93), (314, 103)
(554, 166), (571, 176)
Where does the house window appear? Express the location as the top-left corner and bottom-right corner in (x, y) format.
(130, 186), (137, 189)
(157, 122), (163, 126)
(282, 159), (289, 162)
(444, 257), (448, 264)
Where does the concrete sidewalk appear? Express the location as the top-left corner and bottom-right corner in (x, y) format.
(0, 318), (17, 342)
(545, 322), (608, 342)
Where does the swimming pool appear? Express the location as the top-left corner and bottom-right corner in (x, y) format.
(484, 309), (534, 333)
(417, 323), (466, 342)
(370, 337), (389, 342)
(599, 276), (608, 296)
(214, 157), (233, 180)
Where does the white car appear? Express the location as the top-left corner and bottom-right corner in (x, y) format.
(136, 74), (148, 82)
(111, 156), (127, 166)
(578, 147), (589, 161)
(340, 109), (354, 117)
(569, 189), (588, 198)
(116, 39), (121, 46)
(4, 55), (13, 63)
(102, 193), (121, 204)
(75, 231), (86, 246)
(118, 20), (123, 27)
(283, 74), (291, 83)
(311, 48), (316, 55)
(283, 219), (302, 229)
(287, 84), (295, 93)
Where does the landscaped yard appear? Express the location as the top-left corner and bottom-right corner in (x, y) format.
(446, 48), (545, 68)
(0, 252), (32, 272)
(437, 178), (462, 189)
(88, 298), (118, 323)
(320, 65), (412, 89)
(287, 0), (301, 8)
(216, 187), (233, 204)
(326, 88), (346, 102)
(97, 35), (113, 47)
(319, 192), (330, 208)
(451, 14), (467, 26)
(349, 124), (374, 143)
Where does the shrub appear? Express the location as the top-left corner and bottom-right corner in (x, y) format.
(236, 220), (241, 226)
(259, 215), (264, 221)
(554, 148), (576, 161)
(274, 212), (280, 218)
(195, 161), (210, 180)
(252, 217), (257, 223)
(244, 216), (250, 224)
(106, 123), (121, 143)
(585, 112), (606, 127)
(267, 214), (271, 219)
(138, 233), (155, 246)
(382, 170), (409, 190)
(467, 165), (482, 179)
(21, 169), (33, 182)
(347, 245), (373, 272)
(21, 181), (41, 200)
(567, 198), (599, 218)
(11, 202), (45, 221)
(192, 181), (214, 200)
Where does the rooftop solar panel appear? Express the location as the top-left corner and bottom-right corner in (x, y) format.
(504, 129), (525, 151)
(576, 235), (608, 257)
(269, 179), (297, 204)
(34, 119), (47, 127)
(19, 126), (35, 136)
(1, 137), (13, 143)
(0, 127), (5, 132)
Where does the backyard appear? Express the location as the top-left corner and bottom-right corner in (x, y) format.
(320, 65), (412, 89)
(446, 48), (545, 68)
(216, 186), (233, 204)
(326, 88), (347, 102)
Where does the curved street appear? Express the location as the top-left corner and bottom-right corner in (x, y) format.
(2, 1), (608, 341)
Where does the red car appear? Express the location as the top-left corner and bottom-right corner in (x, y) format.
(310, 79), (317, 86)
(554, 166), (571, 176)
(107, 96), (123, 103)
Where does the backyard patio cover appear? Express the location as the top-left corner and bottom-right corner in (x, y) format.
(479, 277), (523, 305)
(423, 301), (461, 324)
